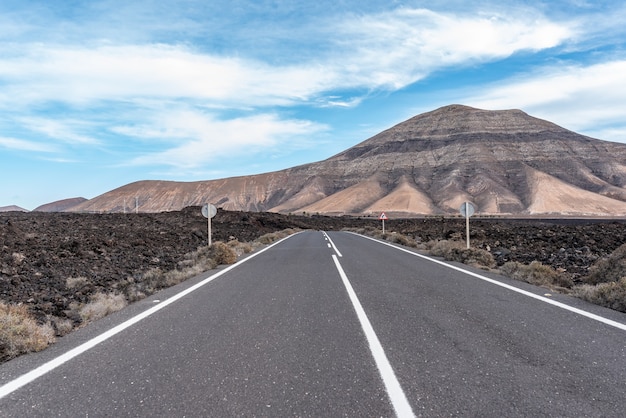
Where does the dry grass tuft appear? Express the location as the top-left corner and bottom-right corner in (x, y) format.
(500, 261), (572, 289)
(426, 240), (496, 268)
(0, 302), (55, 361)
(79, 292), (128, 322)
(584, 243), (626, 285)
(573, 278), (626, 313)
(257, 229), (298, 245)
(573, 244), (626, 312)
(50, 316), (75, 336)
(66, 276), (89, 289)
(383, 232), (418, 248)
(209, 241), (238, 265)
(11, 252), (26, 265)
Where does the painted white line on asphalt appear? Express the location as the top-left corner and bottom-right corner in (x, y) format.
(353, 233), (626, 332)
(331, 254), (415, 418)
(323, 231), (343, 257)
(0, 233), (299, 400)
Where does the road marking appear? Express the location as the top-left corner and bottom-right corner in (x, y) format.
(0, 233), (300, 400)
(331, 254), (415, 418)
(323, 231), (342, 257)
(353, 233), (626, 332)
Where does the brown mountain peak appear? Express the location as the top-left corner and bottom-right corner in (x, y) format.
(346, 104), (568, 150)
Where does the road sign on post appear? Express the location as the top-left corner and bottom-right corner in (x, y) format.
(201, 204), (217, 247)
(459, 202), (475, 249)
(379, 212), (388, 234)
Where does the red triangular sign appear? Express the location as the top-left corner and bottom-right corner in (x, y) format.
(379, 212), (388, 220)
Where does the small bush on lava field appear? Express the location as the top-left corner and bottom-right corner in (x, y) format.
(0, 302), (55, 361)
(79, 292), (128, 323)
(66, 276), (88, 289)
(583, 243), (626, 285)
(426, 240), (495, 268)
(50, 317), (75, 336)
(343, 227), (420, 248)
(573, 278), (626, 313)
(383, 232), (418, 248)
(209, 241), (238, 265)
(257, 229), (298, 245)
(500, 261), (572, 289)
(573, 244), (626, 312)
(227, 239), (253, 256)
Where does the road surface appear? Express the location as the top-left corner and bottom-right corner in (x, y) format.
(0, 231), (625, 417)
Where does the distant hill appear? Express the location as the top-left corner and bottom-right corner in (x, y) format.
(34, 197), (87, 212)
(0, 205), (28, 213)
(67, 105), (626, 216)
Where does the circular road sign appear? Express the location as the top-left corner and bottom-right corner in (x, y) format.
(202, 203), (217, 219)
(459, 202), (475, 217)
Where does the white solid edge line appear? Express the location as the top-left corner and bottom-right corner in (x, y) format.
(0, 233), (300, 400)
(331, 254), (415, 418)
(323, 231), (343, 257)
(351, 232), (626, 332)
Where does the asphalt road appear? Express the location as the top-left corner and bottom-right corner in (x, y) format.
(0, 231), (625, 417)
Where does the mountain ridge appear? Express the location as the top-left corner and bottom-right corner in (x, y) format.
(64, 105), (626, 216)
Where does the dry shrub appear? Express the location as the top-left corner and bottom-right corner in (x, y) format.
(79, 292), (127, 323)
(228, 240), (254, 256)
(11, 252), (25, 265)
(427, 240), (495, 268)
(113, 276), (146, 303)
(209, 241), (238, 265)
(500, 261), (572, 288)
(573, 278), (626, 313)
(50, 316), (75, 336)
(584, 243), (626, 285)
(256, 229), (298, 245)
(384, 232), (418, 248)
(141, 267), (167, 292)
(127, 242), (237, 300)
(257, 232), (280, 244)
(66, 276), (88, 289)
(0, 302), (55, 361)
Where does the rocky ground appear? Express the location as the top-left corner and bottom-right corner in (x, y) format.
(2, 207), (626, 329)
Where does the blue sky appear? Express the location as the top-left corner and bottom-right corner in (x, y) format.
(1, 0), (626, 210)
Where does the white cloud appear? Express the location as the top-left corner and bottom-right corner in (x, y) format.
(0, 44), (333, 108)
(465, 59), (626, 141)
(125, 111), (328, 168)
(0, 136), (56, 152)
(17, 117), (100, 145)
(330, 8), (574, 90)
(0, 7), (575, 110)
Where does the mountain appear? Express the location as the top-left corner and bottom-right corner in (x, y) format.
(67, 104), (626, 216)
(0, 205), (28, 213)
(34, 197), (87, 212)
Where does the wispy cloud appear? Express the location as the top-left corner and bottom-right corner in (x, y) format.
(0, 44), (330, 108)
(465, 59), (626, 139)
(125, 111), (328, 169)
(17, 117), (100, 145)
(0, 7), (576, 109)
(0, 136), (56, 152)
(327, 8), (574, 90)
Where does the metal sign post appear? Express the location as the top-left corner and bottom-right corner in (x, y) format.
(379, 212), (388, 234)
(201, 204), (217, 247)
(459, 202), (475, 249)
